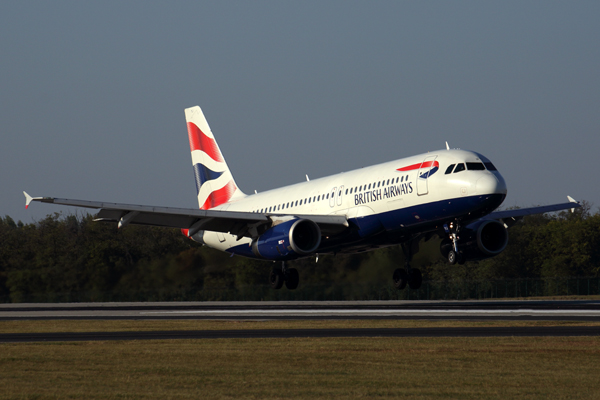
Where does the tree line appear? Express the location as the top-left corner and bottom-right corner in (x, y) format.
(1, 203), (599, 302)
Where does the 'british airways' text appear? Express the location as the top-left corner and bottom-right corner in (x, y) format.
(354, 182), (413, 205)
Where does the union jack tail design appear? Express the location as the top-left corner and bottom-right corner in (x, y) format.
(185, 106), (246, 210)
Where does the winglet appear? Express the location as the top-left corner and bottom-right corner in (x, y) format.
(567, 196), (579, 213)
(23, 191), (37, 209)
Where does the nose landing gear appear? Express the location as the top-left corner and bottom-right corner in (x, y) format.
(444, 221), (465, 265)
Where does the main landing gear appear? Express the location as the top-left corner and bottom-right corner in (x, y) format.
(393, 240), (423, 290)
(269, 262), (299, 290)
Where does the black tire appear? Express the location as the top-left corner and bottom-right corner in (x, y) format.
(393, 268), (408, 290)
(269, 268), (284, 289)
(408, 268), (422, 290)
(285, 268), (300, 290)
(440, 239), (452, 259)
(448, 250), (457, 265)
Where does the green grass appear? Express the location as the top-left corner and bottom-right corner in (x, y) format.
(1, 336), (600, 399)
(1, 319), (600, 398)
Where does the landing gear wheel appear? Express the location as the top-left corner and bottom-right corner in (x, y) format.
(269, 268), (284, 289)
(448, 250), (458, 265)
(393, 268), (408, 290)
(285, 268), (299, 290)
(408, 268), (422, 290)
(440, 239), (452, 259)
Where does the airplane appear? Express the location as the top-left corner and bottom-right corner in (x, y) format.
(24, 105), (580, 290)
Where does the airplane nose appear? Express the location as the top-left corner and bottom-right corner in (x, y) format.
(476, 174), (507, 196)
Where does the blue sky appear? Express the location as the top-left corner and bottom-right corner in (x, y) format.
(2, 1), (599, 223)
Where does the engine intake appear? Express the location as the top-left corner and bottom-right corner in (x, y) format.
(475, 219), (509, 256)
(252, 218), (321, 260)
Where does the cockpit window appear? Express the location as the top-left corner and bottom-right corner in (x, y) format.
(484, 162), (497, 171)
(453, 163), (466, 173)
(466, 162), (485, 171)
(445, 164), (456, 174)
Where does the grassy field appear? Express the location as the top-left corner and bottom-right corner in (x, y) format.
(1, 319), (600, 399)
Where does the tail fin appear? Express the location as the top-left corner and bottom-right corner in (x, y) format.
(185, 106), (246, 210)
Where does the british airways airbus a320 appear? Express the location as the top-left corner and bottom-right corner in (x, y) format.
(24, 106), (580, 290)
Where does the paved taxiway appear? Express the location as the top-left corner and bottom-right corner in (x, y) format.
(2, 300), (600, 321)
(2, 301), (599, 342)
(2, 326), (600, 343)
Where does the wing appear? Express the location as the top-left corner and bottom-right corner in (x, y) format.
(23, 192), (349, 238)
(483, 196), (581, 227)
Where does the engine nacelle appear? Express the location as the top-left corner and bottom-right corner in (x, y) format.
(441, 219), (509, 262)
(252, 218), (321, 260)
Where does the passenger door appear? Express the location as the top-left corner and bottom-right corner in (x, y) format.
(417, 156), (438, 196)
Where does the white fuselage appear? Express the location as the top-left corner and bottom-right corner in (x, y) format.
(199, 149), (507, 258)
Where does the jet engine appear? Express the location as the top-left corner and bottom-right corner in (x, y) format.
(252, 218), (321, 260)
(441, 219), (509, 262)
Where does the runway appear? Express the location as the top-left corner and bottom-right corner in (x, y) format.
(2, 300), (600, 320)
(2, 301), (600, 342)
(1, 326), (600, 343)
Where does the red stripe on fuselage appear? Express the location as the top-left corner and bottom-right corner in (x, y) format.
(397, 161), (439, 172)
(187, 122), (224, 163)
(200, 180), (237, 210)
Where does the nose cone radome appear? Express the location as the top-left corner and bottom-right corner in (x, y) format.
(476, 174), (507, 196)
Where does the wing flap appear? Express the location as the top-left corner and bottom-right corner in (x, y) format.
(25, 193), (349, 238)
(485, 197), (581, 223)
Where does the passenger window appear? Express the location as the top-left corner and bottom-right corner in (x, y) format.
(401, 176), (404, 183)
(454, 163), (466, 173)
(466, 162), (485, 171)
(368, 184), (371, 189)
(387, 179), (390, 185)
(345, 189), (348, 195)
(445, 164), (456, 174)
(377, 182), (380, 188)
(295, 201), (298, 206)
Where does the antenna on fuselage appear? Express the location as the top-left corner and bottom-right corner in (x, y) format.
(446, 142), (450, 150)
(306, 175), (310, 182)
